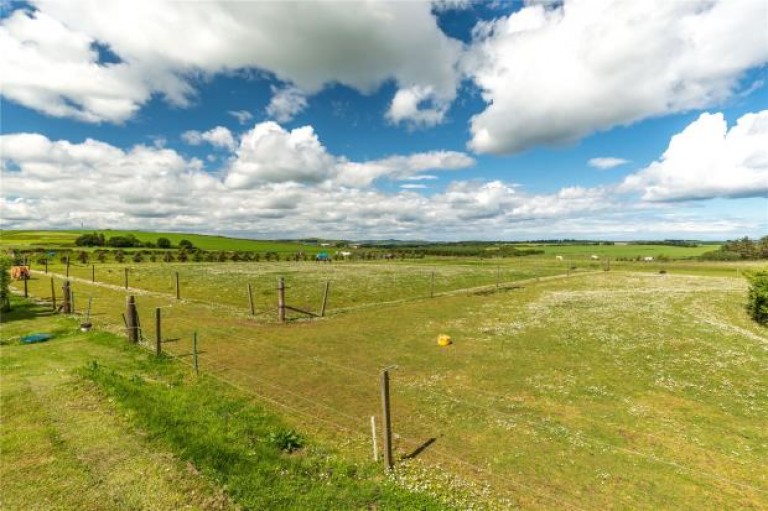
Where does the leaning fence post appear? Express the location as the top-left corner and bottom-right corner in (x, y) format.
(50, 277), (56, 311)
(381, 369), (394, 471)
(320, 281), (330, 317)
(247, 283), (255, 316)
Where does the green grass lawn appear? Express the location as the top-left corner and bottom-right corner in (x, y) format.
(10, 259), (767, 509)
(0, 297), (469, 510)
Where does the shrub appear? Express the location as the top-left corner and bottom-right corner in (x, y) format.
(108, 235), (141, 248)
(745, 271), (768, 325)
(75, 233), (105, 246)
(157, 237), (172, 249)
(267, 429), (304, 453)
(0, 256), (11, 312)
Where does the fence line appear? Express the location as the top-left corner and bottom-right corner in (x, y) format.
(13, 271), (765, 502)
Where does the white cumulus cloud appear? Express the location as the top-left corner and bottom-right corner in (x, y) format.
(182, 126), (236, 151)
(465, 0), (768, 154)
(588, 157), (629, 170)
(266, 86), (308, 123)
(2, 1), (462, 124)
(620, 110), (768, 202)
(387, 85), (453, 128)
(224, 122), (475, 189)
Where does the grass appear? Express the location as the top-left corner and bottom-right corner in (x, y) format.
(9, 259), (768, 509)
(0, 299), (237, 510)
(0, 297), (468, 510)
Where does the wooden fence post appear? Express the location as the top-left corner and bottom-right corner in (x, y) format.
(430, 271), (435, 299)
(155, 307), (162, 357)
(66, 257), (70, 278)
(61, 281), (71, 314)
(45, 258), (48, 274)
(50, 277), (56, 311)
(124, 268), (129, 290)
(175, 272), (180, 300)
(247, 283), (255, 316)
(92, 264), (95, 283)
(23, 274), (28, 298)
(278, 277), (285, 323)
(193, 331), (199, 374)
(381, 369), (393, 471)
(125, 296), (139, 343)
(371, 416), (379, 462)
(71, 291), (75, 314)
(320, 281), (330, 317)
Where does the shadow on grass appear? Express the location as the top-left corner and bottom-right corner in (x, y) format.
(403, 437), (438, 460)
(0, 297), (57, 324)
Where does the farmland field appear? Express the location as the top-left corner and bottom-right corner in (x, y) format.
(8, 257), (768, 509)
(0, 229), (319, 253)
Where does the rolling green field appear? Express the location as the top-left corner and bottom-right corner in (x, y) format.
(9, 255), (767, 509)
(1, 230), (721, 260)
(0, 230), (319, 253)
(515, 242), (720, 258)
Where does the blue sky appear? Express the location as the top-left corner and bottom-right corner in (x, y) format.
(1, 0), (767, 240)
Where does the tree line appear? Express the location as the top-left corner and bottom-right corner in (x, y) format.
(701, 236), (768, 260)
(75, 233), (195, 250)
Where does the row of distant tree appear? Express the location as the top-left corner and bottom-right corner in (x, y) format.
(75, 233), (195, 250)
(701, 236), (768, 260)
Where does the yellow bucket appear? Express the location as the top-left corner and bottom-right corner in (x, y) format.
(437, 334), (452, 347)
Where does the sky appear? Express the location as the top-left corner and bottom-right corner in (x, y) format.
(1, 0), (767, 241)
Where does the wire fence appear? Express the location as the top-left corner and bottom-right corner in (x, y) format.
(10, 265), (767, 508)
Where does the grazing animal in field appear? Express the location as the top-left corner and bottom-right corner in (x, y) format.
(555, 255), (564, 261)
(643, 256), (654, 262)
(591, 255), (600, 260)
(10, 266), (30, 280)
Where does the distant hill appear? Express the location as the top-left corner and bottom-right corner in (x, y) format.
(0, 230), (319, 253)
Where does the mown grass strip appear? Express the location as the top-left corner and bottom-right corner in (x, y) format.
(82, 358), (454, 510)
